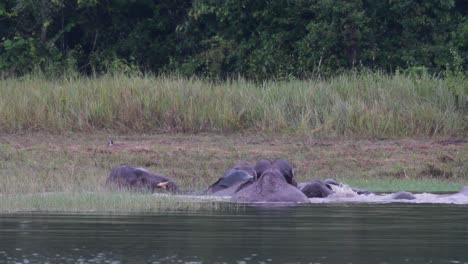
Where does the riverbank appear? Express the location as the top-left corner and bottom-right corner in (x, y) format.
(1, 133), (466, 212)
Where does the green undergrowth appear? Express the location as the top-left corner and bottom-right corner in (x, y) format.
(0, 72), (466, 137)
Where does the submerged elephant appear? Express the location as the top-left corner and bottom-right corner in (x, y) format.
(106, 165), (178, 193)
(390, 191), (416, 200)
(387, 186), (468, 201)
(298, 178), (372, 198)
(298, 179), (335, 198)
(231, 159), (309, 203)
(456, 186), (468, 195)
(205, 162), (255, 196)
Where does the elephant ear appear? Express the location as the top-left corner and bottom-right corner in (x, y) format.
(234, 179), (254, 193)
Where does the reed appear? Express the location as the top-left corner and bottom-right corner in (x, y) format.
(0, 72), (466, 137)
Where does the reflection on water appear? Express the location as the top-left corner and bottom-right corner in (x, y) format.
(1, 204), (468, 264)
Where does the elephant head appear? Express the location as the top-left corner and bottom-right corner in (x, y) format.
(271, 158), (297, 186)
(205, 162), (255, 196)
(231, 159), (309, 203)
(106, 165), (179, 193)
(298, 179), (335, 198)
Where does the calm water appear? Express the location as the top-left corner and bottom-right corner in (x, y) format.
(1, 204), (467, 264)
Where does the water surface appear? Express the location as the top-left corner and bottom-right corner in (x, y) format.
(1, 204), (467, 264)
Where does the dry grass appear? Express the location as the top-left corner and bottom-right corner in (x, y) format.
(0, 133), (466, 212)
(1, 133), (466, 195)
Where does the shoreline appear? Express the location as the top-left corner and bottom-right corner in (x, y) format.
(0, 132), (466, 212)
(1, 187), (468, 214)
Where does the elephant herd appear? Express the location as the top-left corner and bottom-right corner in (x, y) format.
(106, 159), (468, 204)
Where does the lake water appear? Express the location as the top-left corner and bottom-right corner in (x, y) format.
(1, 204), (467, 264)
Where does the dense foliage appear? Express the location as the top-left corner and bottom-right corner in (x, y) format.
(0, 0), (467, 78)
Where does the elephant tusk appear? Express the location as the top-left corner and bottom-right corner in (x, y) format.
(157, 181), (170, 189)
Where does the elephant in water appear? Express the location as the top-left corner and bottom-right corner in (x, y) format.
(231, 159), (309, 203)
(385, 187), (468, 201)
(456, 186), (468, 195)
(390, 191), (416, 200)
(298, 179), (335, 198)
(106, 165), (178, 193)
(298, 178), (372, 198)
(204, 162), (255, 196)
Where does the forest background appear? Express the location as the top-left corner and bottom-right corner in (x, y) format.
(1, 0), (467, 79)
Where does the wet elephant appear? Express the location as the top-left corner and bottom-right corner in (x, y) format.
(106, 165), (178, 193)
(231, 160), (309, 203)
(298, 179), (334, 198)
(298, 178), (371, 198)
(390, 191), (416, 200)
(272, 158), (297, 186)
(457, 186), (468, 195)
(389, 186), (468, 201)
(205, 162), (255, 196)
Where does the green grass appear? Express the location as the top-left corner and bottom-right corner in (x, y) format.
(0, 72), (466, 137)
(0, 192), (237, 213)
(343, 178), (464, 193)
(0, 180), (465, 213)
(0, 70), (467, 213)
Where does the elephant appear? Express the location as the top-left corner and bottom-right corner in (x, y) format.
(298, 178), (372, 198)
(205, 162), (255, 196)
(205, 159), (296, 197)
(298, 179), (334, 198)
(389, 191), (416, 200)
(106, 165), (178, 193)
(388, 186), (468, 201)
(271, 158), (297, 186)
(231, 159), (309, 203)
(456, 186), (468, 195)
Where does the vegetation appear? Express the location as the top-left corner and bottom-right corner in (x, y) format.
(1, 73), (466, 137)
(0, 0), (467, 78)
(1, 132), (466, 212)
(1, 133), (467, 191)
(0, 192), (235, 213)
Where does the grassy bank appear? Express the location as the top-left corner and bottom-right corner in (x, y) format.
(0, 73), (466, 137)
(0, 192), (236, 213)
(0, 133), (466, 212)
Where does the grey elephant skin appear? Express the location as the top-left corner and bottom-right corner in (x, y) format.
(457, 186), (468, 195)
(298, 179), (334, 198)
(106, 165), (178, 193)
(231, 159), (309, 203)
(390, 191), (416, 200)
(205, 162), (255, 196)
(298, 178), (371, 198)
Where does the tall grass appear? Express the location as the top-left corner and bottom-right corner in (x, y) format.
(0, 72), (466, 137)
